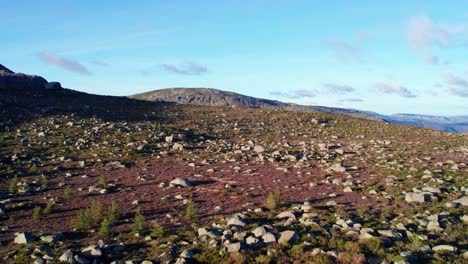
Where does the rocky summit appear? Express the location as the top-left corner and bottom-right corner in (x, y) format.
(0, 66), (467, 263)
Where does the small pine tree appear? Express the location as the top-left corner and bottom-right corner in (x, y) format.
(41, 175), (48, 190)
(29, 163), (39, 174)
(89, 200), (103, 224)
(150, 220), (166, 239)
(132, 208), (147, 234)
(8, 176), (18, 194)
(265, 190), (283, 210)
(33, 206), (41, 221)
(98, 218), (112, 238)
(107, 201), (120, 224)
(43, 201), (54, 215)
(74, 210), (93, 231)
(97, 175), (108, 189)
(63, 187), (72, 200)
(184, 199), (198, 221)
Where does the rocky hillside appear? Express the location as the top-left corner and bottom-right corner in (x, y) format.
(131, 88), (468, 133)
(0, 65), (467, 263)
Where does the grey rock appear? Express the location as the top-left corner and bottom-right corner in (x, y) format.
(224, 242), (242, 253)
(169, 177), (193, 187)
(59, 250), (74, 263)
(432, 245), (457, 252)
(246, 236), (260, 245)
(81, 245), (102, 257)
(278, 230), (299, 245)
(14, 232), (35, 244)
(74, 255), (90, 264)
(254, 145), (265, 153)
(180, 249), (194, 259)
(251, 226), (268, 238)
(276, 211), (296, 220)
(453, 196), (468, 206)
(40, 232), (64, 243)
(227, 216), (246, 228)
(405, 192), (432, 203)
(262, 233), (276, 244)
(173, 143), (184, 150)
(378, 230), (402, 239)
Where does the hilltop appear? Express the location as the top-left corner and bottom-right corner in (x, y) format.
(130, 87), (381, 120)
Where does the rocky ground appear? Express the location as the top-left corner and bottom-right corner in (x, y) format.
(0, 103), (466, 264)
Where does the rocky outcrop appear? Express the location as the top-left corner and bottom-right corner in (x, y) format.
(0, 64), (63, 90)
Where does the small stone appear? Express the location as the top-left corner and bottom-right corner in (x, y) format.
(81, 245), (102, 257)
(432, 245), (457, 252)
(169, 178), (193, 188)
(254, 145), (265, 153)
(276, 211), (296, 220)
(180, 249), (194, 259)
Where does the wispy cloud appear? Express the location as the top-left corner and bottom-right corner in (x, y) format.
(339, 98), (364, 103)
(322, 83), (355, 94)
(161, 61), (208, 75)
(91, 60), (111, 67)
(373, 83), (416, 98)
(445, 73), (468, 97)
(37, 51), (91, 75)
(324, 36), (362, 62)
(270, 89), (316, 99)
(407, 15), (465, 65)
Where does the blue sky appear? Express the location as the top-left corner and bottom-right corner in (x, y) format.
(1, 0), (467, 115)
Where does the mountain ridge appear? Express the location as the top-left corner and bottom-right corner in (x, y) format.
(130, 88), (468, 133)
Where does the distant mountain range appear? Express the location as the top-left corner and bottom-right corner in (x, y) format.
(131, 88), (468, 133)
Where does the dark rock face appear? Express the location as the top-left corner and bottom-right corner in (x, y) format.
(0, 64), (14, 74)
(0, 64), (48, 89)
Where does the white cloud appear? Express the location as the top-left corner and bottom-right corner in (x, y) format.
(271, 89), (316, 99)
(407, 15), (465, 65)
(161, 61), (208, 75)
(373, 83), (416, 98)
(324, 36), (362, 62)
(323, 83), (355, 94)
(37, 51), (91, 75)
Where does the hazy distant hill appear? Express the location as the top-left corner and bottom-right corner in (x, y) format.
(384, 114), (468, 133)
(131, 88), (468, 133)
(130, 88), (381, 120)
